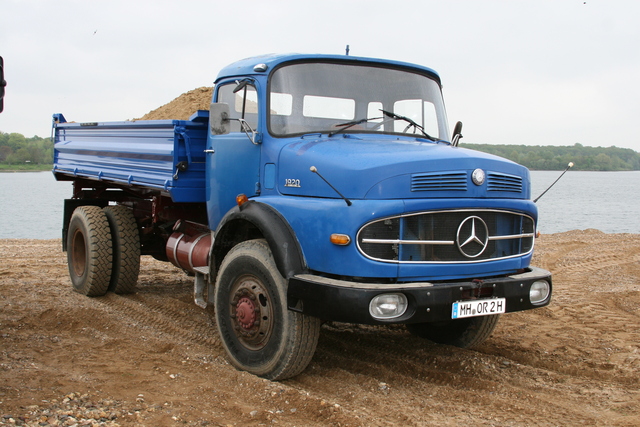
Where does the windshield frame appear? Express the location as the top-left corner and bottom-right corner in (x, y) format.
(267, 60), (449, 140)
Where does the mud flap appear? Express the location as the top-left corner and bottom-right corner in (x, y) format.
(193, 266), (213, 309)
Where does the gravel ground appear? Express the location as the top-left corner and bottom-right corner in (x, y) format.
(1, 230), (640, 426)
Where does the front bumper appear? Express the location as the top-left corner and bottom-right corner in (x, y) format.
(287, 267), (552, 325)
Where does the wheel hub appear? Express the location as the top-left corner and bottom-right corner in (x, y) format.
(236, 297), (257, 329)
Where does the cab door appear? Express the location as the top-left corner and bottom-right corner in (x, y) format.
(206, 80), (261, 229)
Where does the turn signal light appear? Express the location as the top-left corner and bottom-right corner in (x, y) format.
(330, 234), (351, 245)
(236, 194), (249, 206)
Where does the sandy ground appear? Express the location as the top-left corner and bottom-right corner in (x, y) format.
(1, 229), (639, 426)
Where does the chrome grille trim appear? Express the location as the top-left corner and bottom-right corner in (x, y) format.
(361, 239), (455, 245)
(357, 209), (535, 264)
(488, 233), (535, 241)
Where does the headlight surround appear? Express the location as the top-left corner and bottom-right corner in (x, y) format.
(369, 293), (408, 320)
(530, 280), (550, 305)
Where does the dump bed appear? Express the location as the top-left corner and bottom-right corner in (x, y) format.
(52, 111), (208, 203)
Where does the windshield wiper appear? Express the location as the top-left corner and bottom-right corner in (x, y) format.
(328, 117), (383, 137)
(380, 109), (438, 141)
(329, 110), (442, 142)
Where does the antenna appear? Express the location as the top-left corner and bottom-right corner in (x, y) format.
(345, 45), (350, 56)
(533, 162), (574, 203)
(310, 166), (352, 206)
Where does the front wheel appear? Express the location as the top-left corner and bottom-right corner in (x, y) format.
(406, 314), (500, 348)
(214, 239), (321, 380)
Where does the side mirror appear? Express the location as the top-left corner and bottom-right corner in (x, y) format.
(0, 56), (6, 113)
(451, 121), (463, 146)
(209, 102), (230, 135)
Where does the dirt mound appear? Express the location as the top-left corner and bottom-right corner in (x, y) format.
(136, 87), (213, 121)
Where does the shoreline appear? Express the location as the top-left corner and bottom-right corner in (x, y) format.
(0, 169), (52, 173)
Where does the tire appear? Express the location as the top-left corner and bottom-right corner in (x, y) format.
(214, 239), (321, 380)
(103, 205), (140, 294)
(67, 206), (113, 297)
(406, 314), (500, 348)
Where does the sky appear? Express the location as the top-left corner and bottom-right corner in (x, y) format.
(1, 0), (639, 152)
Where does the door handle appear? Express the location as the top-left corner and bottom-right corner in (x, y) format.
(204, 149), (215, 154)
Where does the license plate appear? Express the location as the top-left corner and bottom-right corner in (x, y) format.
(452, 298), (506, 319)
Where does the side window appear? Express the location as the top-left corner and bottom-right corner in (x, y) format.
(269, 92), (293, 135)
(393, 100), (422, 133)
(423, 102), (439, 138)
(270, 92), (293, 116)
(216, 83), (259, 132)
(302, 95), (355, 120)
(393, 99), (440, 138)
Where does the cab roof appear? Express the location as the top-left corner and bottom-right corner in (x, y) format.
(215, 53), (442, 85)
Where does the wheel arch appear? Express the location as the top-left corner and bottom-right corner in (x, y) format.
(212, 201), (306, 280)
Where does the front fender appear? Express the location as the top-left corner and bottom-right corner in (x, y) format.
(213, 201), (305, 279)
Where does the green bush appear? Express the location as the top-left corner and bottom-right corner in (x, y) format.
(0, 131), (53, 165)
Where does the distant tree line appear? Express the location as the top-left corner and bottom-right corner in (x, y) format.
(1, 130), (639, 171)
(0, 132), (53, 164)
(461, 143), (640, 171)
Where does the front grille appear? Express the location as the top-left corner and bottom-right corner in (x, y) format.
(357, 209), (535, 263)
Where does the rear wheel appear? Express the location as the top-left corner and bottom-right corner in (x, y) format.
(103, 205), (140, 294)
(406, 314), (500, 348)
(67, 206), (112, 296)
(214, 239), (321, 380)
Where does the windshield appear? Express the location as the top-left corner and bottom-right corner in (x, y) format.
(268, 62), (449, 139)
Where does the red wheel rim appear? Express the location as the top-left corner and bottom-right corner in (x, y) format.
(229, 274), (273, 350)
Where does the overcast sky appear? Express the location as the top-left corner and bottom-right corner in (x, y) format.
(1, 0), (638, 152)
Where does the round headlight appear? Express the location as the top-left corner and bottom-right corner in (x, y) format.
(530, 280), (550, 304)
(369, 293), (408, 320)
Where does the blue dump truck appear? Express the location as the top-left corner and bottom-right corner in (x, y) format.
(53, 53), (552, 380)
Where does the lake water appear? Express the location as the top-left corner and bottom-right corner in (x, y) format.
(0, 171), (73, 239)
(0, 170), (638, 239)
(531, 170), (640, 234)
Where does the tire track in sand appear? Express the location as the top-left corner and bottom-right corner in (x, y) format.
(296, 325), (603, 426)
(94, 292), (221, 350)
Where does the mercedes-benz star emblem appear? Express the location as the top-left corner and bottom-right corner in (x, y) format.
(471, 168), (485, 186)
(456, 216), (489, 258)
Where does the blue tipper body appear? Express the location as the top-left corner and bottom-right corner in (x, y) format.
(52, 111), (208, 203)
